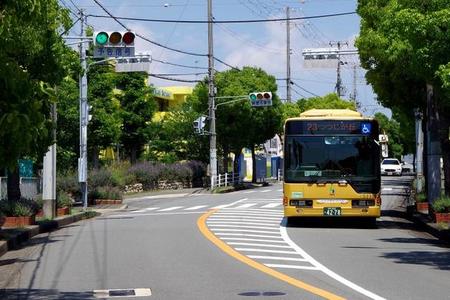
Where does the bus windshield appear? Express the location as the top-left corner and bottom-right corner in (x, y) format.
(285, 135), (379, 184)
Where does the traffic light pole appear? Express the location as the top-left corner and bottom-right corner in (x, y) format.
(286, 6), (292, 103)
(207, 0), (217, 189)
(79, 10), (88, 209)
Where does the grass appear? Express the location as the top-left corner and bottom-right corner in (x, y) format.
(436, 222), (449, 231)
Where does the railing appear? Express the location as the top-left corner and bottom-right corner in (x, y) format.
(213, 172), (243, 188)
(0, 177), (42, 200)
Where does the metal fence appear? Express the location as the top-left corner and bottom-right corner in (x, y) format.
(0, 177), (42, 200)
(213, 172), (243, 188)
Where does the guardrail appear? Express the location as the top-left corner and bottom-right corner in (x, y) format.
(213, 172), (243, 187)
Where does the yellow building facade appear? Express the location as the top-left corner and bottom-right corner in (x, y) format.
(152, 86), (193, 121)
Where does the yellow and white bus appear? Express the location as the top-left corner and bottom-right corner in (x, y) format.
(283, 109), (381, 223)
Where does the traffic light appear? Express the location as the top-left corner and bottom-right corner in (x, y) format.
(193, 116), (207, 134)
(249, 92), (272, 107)
(94, 31), (135, 47)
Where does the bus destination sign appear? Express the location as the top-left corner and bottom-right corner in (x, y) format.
(286, 120), (378, 136)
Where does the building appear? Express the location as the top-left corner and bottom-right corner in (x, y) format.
(151, 86), (193, 121)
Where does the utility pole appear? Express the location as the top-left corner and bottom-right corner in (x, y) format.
(415, 109), (424, 193)
(42, 103), (56, 219)
(79, 10), (88, 209)
(351, 65), (357, 107)
(426, 84), (441, 206)
(286, 6), (291, 103)
(207, 0), (217, 189)
(329, 41), (347, 98)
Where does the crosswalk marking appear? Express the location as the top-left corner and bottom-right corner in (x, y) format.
(261, 203), (282, 208)
(277, 189), (283, 192)
(236, 203), (258, 209)
(227, 242), (292, 249)
(264, 264), (319, 270)
(235, 248), (298, 255)
(243, 191), (255, 194)
(260, 189), (272, 193)
(208, 224), (279, 231)
(215, 233), (283, 239)
(221, 238), (287, 244)
(207, 221), (279, 227)
(158, 206), (183, 212)
(248, 255), (307, 262)
(131, 207), (159, 213)
(184, 205), (208, 211)
(211, 229), (281, 235)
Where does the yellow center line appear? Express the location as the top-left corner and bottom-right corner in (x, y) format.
(197, 209), (346, 300)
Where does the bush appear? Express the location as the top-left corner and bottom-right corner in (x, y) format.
(57, 191), (73, 208)
(432, 196), (450, 213)
(416, 192), (427, 203)
(160, 162), (192, 182)
(127, 162), (161, 189)
(0, 198), (39, 217)
(95, 186), (123, 200)
(89, 168), (120, 189)
(57, 172), (80, 200)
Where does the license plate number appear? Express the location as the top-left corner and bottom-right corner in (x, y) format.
(387, 172), (393, 175)
(323, 207), (341, 216)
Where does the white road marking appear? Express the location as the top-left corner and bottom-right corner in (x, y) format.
(184, 205), (208, 211)
(235, 203), (258, 209)
(208, 217), (281, 223)
(264, 264), (318, 270)
(248, 255), (307, 262)
(215, 233), (283, 239)
(227, 242), (291, 249)
(208, 224), (279, 231)
(235, 248), (298, 255)
(277, 189), (283, 192)
(213, 198), (248, 209)
(280, 221), (386, 300)
(260, 189), (272, 193)
(158, 206), (183, 212)
(261, 203), (282, 208)
(243, 191), (256, 194)
(382, 188), (393, 191)
(211, 228), (282, 235)
(112, 211), (205, 217)
(221, 238), (287, 244)
(126, 193), (187, 201)
(207, 221), (279, 227)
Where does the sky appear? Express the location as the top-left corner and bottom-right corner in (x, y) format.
(62, 0), (390, 117)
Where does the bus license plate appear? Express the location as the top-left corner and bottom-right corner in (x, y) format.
(323, 207), (341, 216)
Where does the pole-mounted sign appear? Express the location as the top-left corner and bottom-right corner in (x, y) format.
(249, 92), (272, 107)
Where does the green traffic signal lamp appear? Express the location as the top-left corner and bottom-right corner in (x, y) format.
(249, 93), (257, 101)
(95, 32), (108, 45)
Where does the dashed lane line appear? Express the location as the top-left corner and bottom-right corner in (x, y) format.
(184, 205), (208, 211)
(158, 206), (183, 212)
(261, 203), (282, 208)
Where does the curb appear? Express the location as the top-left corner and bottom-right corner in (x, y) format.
(0, 211), (99, 258)
(408, 213), (450, 243)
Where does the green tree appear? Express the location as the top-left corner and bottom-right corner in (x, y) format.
(116, 72), (156, 164)
(88, 65), (122, 167)
(357, 0), (450, 194)
(297, 93), (356, 111)
(0, 0), (72, 200)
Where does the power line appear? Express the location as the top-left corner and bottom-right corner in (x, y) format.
(152, 58), (208, 70)
(88, 11), (357, 24)
(148, 74), (201, 83)
(213, 57), (239, 70)
(291, 81), (320, 97)
(91, 0), (207, 57)
(151, 72), (208, 76)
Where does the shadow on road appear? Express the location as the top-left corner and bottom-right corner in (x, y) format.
(0, 289), (95, 299)
(380, 250), (450, 271)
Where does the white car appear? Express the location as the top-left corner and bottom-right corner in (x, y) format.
(381, 158), (402, 176)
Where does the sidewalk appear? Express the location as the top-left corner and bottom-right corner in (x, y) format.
(408, 211), (450, 243)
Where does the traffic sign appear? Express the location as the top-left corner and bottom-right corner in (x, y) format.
(115, 54), (151, 73)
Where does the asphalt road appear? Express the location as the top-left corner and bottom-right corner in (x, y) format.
(1, 176), (449, 300)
